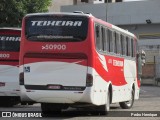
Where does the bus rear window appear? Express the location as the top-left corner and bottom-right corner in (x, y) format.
(25, 15), (88, 42)
(0, 35), (20, 51)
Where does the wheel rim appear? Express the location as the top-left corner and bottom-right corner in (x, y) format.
(126, 99), (132, 107)
(126, 91), (134, 107)
(106, 92), (110, 111)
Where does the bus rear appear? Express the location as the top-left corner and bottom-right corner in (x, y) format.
(20, 13), (94, 109)
(0, 28), (21, 106)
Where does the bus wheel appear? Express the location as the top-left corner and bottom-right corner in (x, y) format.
(98, 90), (110, 115)
(119, 89), (134, 109)
(41, 103), (62, 116)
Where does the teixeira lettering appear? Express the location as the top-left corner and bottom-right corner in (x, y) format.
(0, 36), (20, 41)
(31, 21), (82, 27)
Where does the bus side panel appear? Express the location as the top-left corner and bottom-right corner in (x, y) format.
(93, 50), (137, 103)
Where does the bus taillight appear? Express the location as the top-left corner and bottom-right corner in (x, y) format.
(86, 74), (93, 87)
(19, 72), (24, 85)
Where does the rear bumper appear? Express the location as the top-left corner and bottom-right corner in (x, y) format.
(0, 82), (20, 97)
(0, 91), (20, 97)
(20, 85), (93, 104)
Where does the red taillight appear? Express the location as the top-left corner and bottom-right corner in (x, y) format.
(86, 74), (93, 87)
(19, 72), (24, 85)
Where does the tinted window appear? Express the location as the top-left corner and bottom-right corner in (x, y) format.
(131, 38), (135, 57)
(108, 30), (113, 52)
(116, 32), (120, 54)
(101, 27), (106, 51)
(0, 35), (20, 51)
(106, 29), (109, 52)
(120, 34), (125, 55)
(95, 24), (102, 51)
(113, 32), (118, 53)
(126, 37), (132, 56)
(25, 15), (88, 42)
(128, 38), (131, 56)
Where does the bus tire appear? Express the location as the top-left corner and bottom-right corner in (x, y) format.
(0, 97), (20, 107)
(119, 89), (134, 109)
(98, 90), (110, 115)
(41, 103), (62, 116)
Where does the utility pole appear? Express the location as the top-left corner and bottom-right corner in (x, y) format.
(106, 0), (109, 22)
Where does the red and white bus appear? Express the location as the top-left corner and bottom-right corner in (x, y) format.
(0, 28), (21, 106)
(20, 12), (143, 114)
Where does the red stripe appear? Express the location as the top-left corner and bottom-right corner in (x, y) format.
(94, 51), (127, 86)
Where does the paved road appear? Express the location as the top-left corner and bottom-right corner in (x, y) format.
(0, 85), (160, 120)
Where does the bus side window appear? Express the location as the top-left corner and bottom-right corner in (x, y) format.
(109, 30), (113, 52)
(106, 29), (110, 52)
(131, 38), (135, 57)
(126, 36), (129, 56)
(129, 38), (131, 57)
(105, 28), (108, 52)
(101, 26), (106, 52)
(95, 24), (102, 51)
(115, 32), (120, 54)
(120, 34), (126, 55)
(124, 36), (127, 56)
(113, 32), (117, 53)
(120, 34), (123, 55)
(126, 37), (131, 57)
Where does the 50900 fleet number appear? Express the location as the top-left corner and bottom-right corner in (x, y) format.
(42, 44), (66, 50)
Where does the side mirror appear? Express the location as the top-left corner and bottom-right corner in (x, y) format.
(137, 50), (146, 66)
(141, 50), (146, 66)
(137, 50), (145, 79)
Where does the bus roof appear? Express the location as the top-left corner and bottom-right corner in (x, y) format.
(112, 24), (136, 39)
(25, 12), (93, 18)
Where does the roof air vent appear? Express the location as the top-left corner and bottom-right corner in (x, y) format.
(73, 11), (84, 14)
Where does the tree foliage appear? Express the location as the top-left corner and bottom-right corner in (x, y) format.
(0, 0), (52, 27)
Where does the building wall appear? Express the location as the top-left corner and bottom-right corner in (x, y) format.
(61, 0), (160, 25)
(107, 1), (160, 25)
(61, 4), (107, 21)
(48, 0), (123, 12)
(48, 0), (73, 12)
(61, 0), (160, 78)
(142, 64), (155, 78)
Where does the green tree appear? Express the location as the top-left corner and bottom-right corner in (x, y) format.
(0, 0), (52, 27)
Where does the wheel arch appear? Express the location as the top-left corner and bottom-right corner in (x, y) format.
(108, 83), (113, 104)
(132, 83), (136, 99)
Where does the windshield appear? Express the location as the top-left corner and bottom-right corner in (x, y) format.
(25, 15), (88, 42)
(0, 35), (20, 52)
